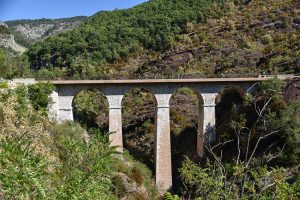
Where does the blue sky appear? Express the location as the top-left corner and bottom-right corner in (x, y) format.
(0, 0), (148, 21)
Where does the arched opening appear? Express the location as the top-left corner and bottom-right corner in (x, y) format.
(215, 86), (246, 160)
(122, 88), (157, 173)
(72, 89), (109, 134)
(169, 87), (203, 192)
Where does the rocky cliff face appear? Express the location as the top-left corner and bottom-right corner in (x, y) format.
(0, 22), (26, 53)
(0, 16), (86, 53)
(5, 16), (86, 47)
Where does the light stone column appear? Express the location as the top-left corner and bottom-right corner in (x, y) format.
(197, 93), (218, 157)
(154, 93), (172, 192)
(48, 89), (58, 121)
(107, 95), (124, 153)
(57, 95), (74, 122)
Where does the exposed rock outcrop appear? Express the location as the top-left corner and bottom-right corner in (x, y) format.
(5, 16), (86, 46)
(0, 22), (8, 28)
(12, 21), (83, 41)
(0, 22), (26, 53)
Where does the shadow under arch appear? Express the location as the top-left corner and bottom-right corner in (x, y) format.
(121, 87), (157, 173)
(72, 88), (109, 133)
(169, 87), (204, 192)
(215, 85), (246, 160)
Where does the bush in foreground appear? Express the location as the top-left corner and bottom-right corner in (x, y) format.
(0, 84), (158, 199)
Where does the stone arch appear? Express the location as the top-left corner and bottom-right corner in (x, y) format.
(215, 85), (247, 160)
(169, 87), (204, 190)
(54, 85), (87, 122)
(72, 88), (109, 132)
(215, 85), (247, 127)
(121, 87), (157, 172)
(169, 87), (205, 154)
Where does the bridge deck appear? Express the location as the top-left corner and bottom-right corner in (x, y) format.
(46, 78), (272, 85)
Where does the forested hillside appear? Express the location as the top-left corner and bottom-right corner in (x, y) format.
(25, 0), (300, 80)
(27, 0), (226, 79)
(135, 0), (300, 78)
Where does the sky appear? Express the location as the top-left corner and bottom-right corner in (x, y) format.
(0, 0), (148, 21)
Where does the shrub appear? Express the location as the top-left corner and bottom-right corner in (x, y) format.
(28, 83), (55, 114)
(53, 123), (117, 199)
(164, 192), (180, 200)
(0, 85), (158, 199)
(261, 34), (273, 44)
(0, 137), (52, 199)
(0, 93), (57, 199)
(0, 81), (8, 89)
(179, 158), (300, 199)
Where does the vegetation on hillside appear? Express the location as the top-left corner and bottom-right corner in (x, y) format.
(0, 25), (10, 35)
(134, 0), (300, 78)
(175, 78), (300, 198)
(0, 83), (158, 199)
(20, 0), (299, 80)
(0, 48), (31, 79)
(26, 0), (227, 79)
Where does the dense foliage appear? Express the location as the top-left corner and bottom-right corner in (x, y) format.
(0, 48), (31, 79)
(179, 159), (300, 199)
(174, 78), (300, 198)
(22, 0), (299, 80)
(73, 90), (108, 130)
(0, 84), (159, 199)
(136, 0), (300, 78)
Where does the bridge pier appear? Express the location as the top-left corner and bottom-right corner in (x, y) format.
(57, 95), (74, 122)
(197, 93), (218, 157)
(107, 95), (124, 152)
(48, 89), (59, 120)
(154, 94), (173, 192)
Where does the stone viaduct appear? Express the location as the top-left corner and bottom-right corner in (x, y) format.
(42, 78), (271, 191)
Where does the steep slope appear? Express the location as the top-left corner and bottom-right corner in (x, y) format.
(6, 16), (87, 47)
(26, 0), (300, 80)
(0, 22), (26, 53)
(133, 0), (300, 78)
